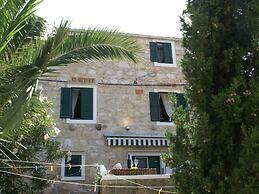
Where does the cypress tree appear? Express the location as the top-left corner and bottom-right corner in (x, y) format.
(164, 0), (259, 193)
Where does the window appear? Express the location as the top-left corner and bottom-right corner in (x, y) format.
(134, 157), (148, 168)
(127, 154), (162, 174)
(149, 92), (187, 122)
(149, 42), (175, 66)
(128, 153), (173, 174)
(60, 86), (96, 123)
(61, 152), (85, 180)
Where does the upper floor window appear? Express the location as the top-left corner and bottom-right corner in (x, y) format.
(149, 42), (175, 66)
(60, 86), (97, 123)
(149, 92), (187, 123)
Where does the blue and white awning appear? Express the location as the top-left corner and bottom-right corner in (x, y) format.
(104, 133), (169, 147)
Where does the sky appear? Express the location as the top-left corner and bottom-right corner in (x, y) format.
(36, 0), (187, 38)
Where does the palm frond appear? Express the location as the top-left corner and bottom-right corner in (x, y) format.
(0, 79), (36, 132)
(0, 20), (142, 132)
(3, 15), (46, 62)
(49, 27), (141, 65)
(0, 0), (41, 61)
(31, 21), (71, 69)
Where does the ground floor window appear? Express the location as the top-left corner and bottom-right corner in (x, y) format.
(128, 153), (172, 174)
(132, 156), (161, 174)
(61, 152), (85, 180)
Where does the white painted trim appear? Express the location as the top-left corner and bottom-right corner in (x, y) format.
(101, 174), (171, 180)
(154, 62), (176, 67)
(66, 119), (96, 124)
(61, 152), (86, 181)
(154, 88), (181, 93)
(156, 122), (175, 126)
(128, 151), (162, 157)
(65, 84), (97, 124)
(151, 40), (177, 67)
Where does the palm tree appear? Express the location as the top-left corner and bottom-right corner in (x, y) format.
(0, 0), (141, 133)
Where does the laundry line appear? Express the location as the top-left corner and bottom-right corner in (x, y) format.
(0, 169), (176, 193)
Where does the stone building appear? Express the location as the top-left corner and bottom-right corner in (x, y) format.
(42, 33), (185, 193)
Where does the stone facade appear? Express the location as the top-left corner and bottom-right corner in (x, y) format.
(100, 175), (175, 194)
(42, 34), (184, 194)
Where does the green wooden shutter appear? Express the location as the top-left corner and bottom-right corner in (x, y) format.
(149, 42), (158, 62)
(127, 155), (131, 168)
(60, 88), (72, 118)
(149, 92), (160, 121)
(176, 93), (187, 109)
(163, 43), (173, 63)
(81, 88), (93, 120)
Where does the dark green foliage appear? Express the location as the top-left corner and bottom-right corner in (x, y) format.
(0, 92), (62, 194)
(164, 0), (259, 193)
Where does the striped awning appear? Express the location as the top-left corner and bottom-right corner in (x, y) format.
(104, 133), (169, 147)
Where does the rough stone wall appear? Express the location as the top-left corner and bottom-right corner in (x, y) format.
(42, 34), (184, 194)
(99, 177), (175, 194)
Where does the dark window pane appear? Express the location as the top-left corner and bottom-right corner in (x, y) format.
(131, 156), (161, 174)
(148, 156), (161, 174)
(71, 88), (94, 120)
(65, 155), (82, 177)
(132, 157), (148, 168)
(72, 89), (81, 119)
(157, 43), (165, 63)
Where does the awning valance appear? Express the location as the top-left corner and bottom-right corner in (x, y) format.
(104, 133), (169, 147)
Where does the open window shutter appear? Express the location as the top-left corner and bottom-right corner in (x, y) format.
(163, 43), (173, 63)
(149, 92), (160, 121)
(60, 88), (72, 118)
(176, 93), (187, 109)
(149, 42), (158, 62)
(127, 156), (131, 168)
(81, 88), (93, 120)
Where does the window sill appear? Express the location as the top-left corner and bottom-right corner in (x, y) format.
(61, 176), (85, 181)
(156, 122), (175, 126)
(66, 119), (96, 124)
(154, 62), (176, 67)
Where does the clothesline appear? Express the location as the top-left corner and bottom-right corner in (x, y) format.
(0, 158), (98, 167)
(0, 169), (176, 193)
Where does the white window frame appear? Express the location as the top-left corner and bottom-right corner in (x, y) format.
(154, 89), (180, 126)
(61, 151), (86, 181)
(128, 151), (166, 174)
(65, 84), (97, 124)
(151, 40), (177, 67)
